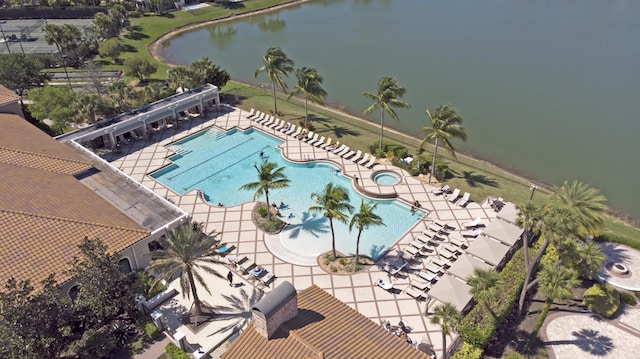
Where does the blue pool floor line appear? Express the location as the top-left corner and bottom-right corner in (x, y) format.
(168, 137), (255, 180)
(183, 145), (272, 190)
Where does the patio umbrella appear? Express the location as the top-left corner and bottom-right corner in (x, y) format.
(465, 236), (510, 266)
(447, 253), (494, 282)
(425, 274), (472, 313)
(482, 219), (523, 247)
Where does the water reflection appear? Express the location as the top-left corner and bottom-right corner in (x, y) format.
(206, 24), (238, 50)
(257, 15), (287, 33)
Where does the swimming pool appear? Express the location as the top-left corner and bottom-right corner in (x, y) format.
(151, 128), (423, 260)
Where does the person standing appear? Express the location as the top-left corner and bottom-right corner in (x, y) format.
(227, 270), (233, 287)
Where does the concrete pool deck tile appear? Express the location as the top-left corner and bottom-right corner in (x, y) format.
(333, 287), (356, 303)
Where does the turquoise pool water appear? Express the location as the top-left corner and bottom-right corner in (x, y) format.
(151, 128), (423, 259)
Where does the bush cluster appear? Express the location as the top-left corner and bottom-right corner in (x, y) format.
(451, 342), (483, 359)
(165, 343), (191, 359)
(618, 290), (637, 306)
(459, 249), (525, 348)
(583, 283), (620, 318)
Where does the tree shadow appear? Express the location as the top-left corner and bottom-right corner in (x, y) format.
(121, 44), (137, 53)
(219, 1), (245, 10)
(283, 212), (330, 239)
(124, 31), (149, 41)
(459, 170), (499, 188)
(544, 328), (614, 356)
(205, 286), (264, 335)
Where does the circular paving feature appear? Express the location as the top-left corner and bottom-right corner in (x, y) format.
(597, 243), (640, 291)
(372, 170), (401, 186)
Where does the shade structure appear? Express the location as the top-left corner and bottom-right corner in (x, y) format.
(465, 236), (510, 266)
(482, 219), (523, 246)
(496, 202), (519, 224)
(448, 253), (494, 282)
(426, 274), (472, 313)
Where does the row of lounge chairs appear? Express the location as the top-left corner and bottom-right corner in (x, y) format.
(432, 185), (472, 207)
(228, 255), (276, 287)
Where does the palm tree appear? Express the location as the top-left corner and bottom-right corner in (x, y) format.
(254, 46), (295, 114)
(362, 76), (410, 150)
(531, 264), (579, 337)
(551, 180), (607, 237)
(419, 105), (467, 182)
(147, 224), (223, 317)
(564, 240), (605, 280)
(515, 201), (542, 315)
(309, 183), (354, 260)
(288, 67), (327, 129)
(239, 160), (290, 220)
(429, 302), (461, 359)
(348, 200), (385, 266)
(467, 268), (503, 318)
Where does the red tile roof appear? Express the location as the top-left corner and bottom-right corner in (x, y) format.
(0, 84), (20, 107)
(0, 114), (150, 289)
(222, 285), (430, 359)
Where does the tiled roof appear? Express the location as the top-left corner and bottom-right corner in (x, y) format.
(0, 84), (20, 106)
(0, 113), (149, 289)
(222, 285), (430, 359)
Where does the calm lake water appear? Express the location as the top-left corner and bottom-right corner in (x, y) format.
(161, 0), (640, 218)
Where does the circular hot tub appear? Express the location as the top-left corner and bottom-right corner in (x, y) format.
(372, 170), (402, 186)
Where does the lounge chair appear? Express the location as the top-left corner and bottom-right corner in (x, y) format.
(351, 150), (362, 162)
(310, 135), (324, 147)
(461, 229), (483, 237)
(424, 263), (442, 275)
(431, 257), (451, 268)
(404, 286), (427, 300)
(463, 217), (483, 228)
(319, 137), (332, 149)
(239, 261), (257, 274)
(245, 108), (255, 118)
(213, 244), (236, 256)
(383, 261), (406, 277)
(431, 184), (450, 195)
(457, 192), (471, 207)
(336, 146), (350, 156)
(404, 246), (422, 258)
(314, 136), (327, 147)
(427, 223), (444, 234)
(291, 127), (302, 138)
(439, 248), (456, 260)
(259, 272), (275, 287)
(449, 236), (468, 248)
(410, 279), (431, 291)
(307, 133), (320, 145)
(274, 119), (286, 131)
(418, 270), (438, 282)
(358, 153), (371, 165)
(249, 266), (268, 281)
(260, 115), (273, 125)
(253, 112), (266, 123)
(376, 279), (395, 291)
(409, 240), (426, 250)
(285, 124), (297, 135)
(366, 154), (378, 167)
(248, 110), (261, 121)
(342, 149), (356, 159)
(268, 118), (280, 128)
(434, 219), (455, 230)
(332, 144), (347, 153)
(448, 188), (461, 202)
(303, 131), (315, 142)
(422, 229), (438, 238)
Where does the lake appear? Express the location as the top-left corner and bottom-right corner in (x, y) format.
(160, 0), (640, 218)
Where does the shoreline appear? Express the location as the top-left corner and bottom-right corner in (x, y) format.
(146, 2), (637, 224)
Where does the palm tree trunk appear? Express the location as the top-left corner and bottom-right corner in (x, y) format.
(304, 97), (309, 129)
(187, 269), (203, 316)
(442, 332), (447, 359)
(429, 138), (439, 183)
(378, 107), (384, 150)
(265, 189), (272, 221)
(518, 237), (550, 315)
(272, 81), (278, 114)
(329, 218), (336, 260)
(355, 229), (362, 266)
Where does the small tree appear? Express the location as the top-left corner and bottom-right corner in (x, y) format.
(363, 76), (410, 151)
(98, 39), (123, 64)
(348, 200), (384, 266)
(310, 183), (354, 260)
(0, 53), (51, 97)
(123, 57), (157, 83)
(27, 85), (78, 134)
(255, 46), (295, 114)
(239, 160), (290, 220)
(430, 302), (461, 359)
(467, 268), (503, 318)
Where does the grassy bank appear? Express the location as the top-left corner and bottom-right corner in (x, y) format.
(112, 2), (639, 244)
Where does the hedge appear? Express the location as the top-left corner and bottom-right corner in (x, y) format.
(165, 343), (191, 359)
(451, 342), (483, 359)
(583, 283), (620, 318)
(459, 248), (526, 347)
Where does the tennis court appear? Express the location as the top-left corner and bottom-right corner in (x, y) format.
(0, 19), (93, 55)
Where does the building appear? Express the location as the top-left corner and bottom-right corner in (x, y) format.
(222, 282), (431, 359)
(0, 84), (24, 117)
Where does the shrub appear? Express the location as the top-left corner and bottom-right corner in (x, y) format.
(503, 353), (526, 359)
(144, 321), (160, 340)
(165, 343), (191, 359)
(618, 291), (637, 306)
(451, 342), (483, 359)
(68, 326), (116, 359)
(391, 159), (420, 176)
(256, 205), (269, 218)
(433, 158), (450, 181)
(369, 140), (408, 158)
(583, 283), (620, 318)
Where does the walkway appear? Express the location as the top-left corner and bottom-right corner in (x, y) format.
(104, 105), (503, 356)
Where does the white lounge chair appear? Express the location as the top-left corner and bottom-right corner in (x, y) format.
(411, 279), (431, 291)
(303, 131), (315, 142)
(448, 188), (461, 202)
(463, 217), (483, 228)
(319, 137), (332, 149)
(248, 110), (261, 121)
(284, 124), (296, 135)
(310, 135), (324, 147)
(315, 136), (328, 147)
(268, 118), (280, 128)
(336, 146), (350, 156)
(291, 127), (302, 138)
(351, 150), (362, 162)
(252, 112), (265, 122)
(404, 286), (427, 300)
(404, 246), (421, 258)
(332, 144), (346, 153)
(245, 108), (255, 119)
(357, 153), (370, 165)
(365, 156), (377, 168)
(342, 149), (355, 159)
(261, 115), (274, 126)
(461, 229), (483, 237)
(457, 192), (471, 207)
(431, 184), (450, 195)
(376, 279), (395, 291)
(306, 133), (319, 145)
(274, 119), (286, 131)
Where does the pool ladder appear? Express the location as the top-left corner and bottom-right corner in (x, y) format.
(169, 146), (192, 156)
(205, 128), (226, 140)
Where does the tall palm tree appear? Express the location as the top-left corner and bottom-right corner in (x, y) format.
(239, 160), (290, 220)
(147, 224), (223, 317)
(288, 67), (327, 129)
(516, 201), (542, 315)
(563, 240), (605, 280)
(348, 200), (385, 266)
(419, 105), (467, 182)
(531, 264), (579, 337)
(551, 180), (607, 237)
(362, 76), (410, 150)
(309, 183), (354, 260)
(429, 302), (461, 359)
(467, 268), (503, 318)
(255, 46), (295, 114)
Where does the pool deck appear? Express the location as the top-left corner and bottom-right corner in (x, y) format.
(103, 105), (503, 356)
